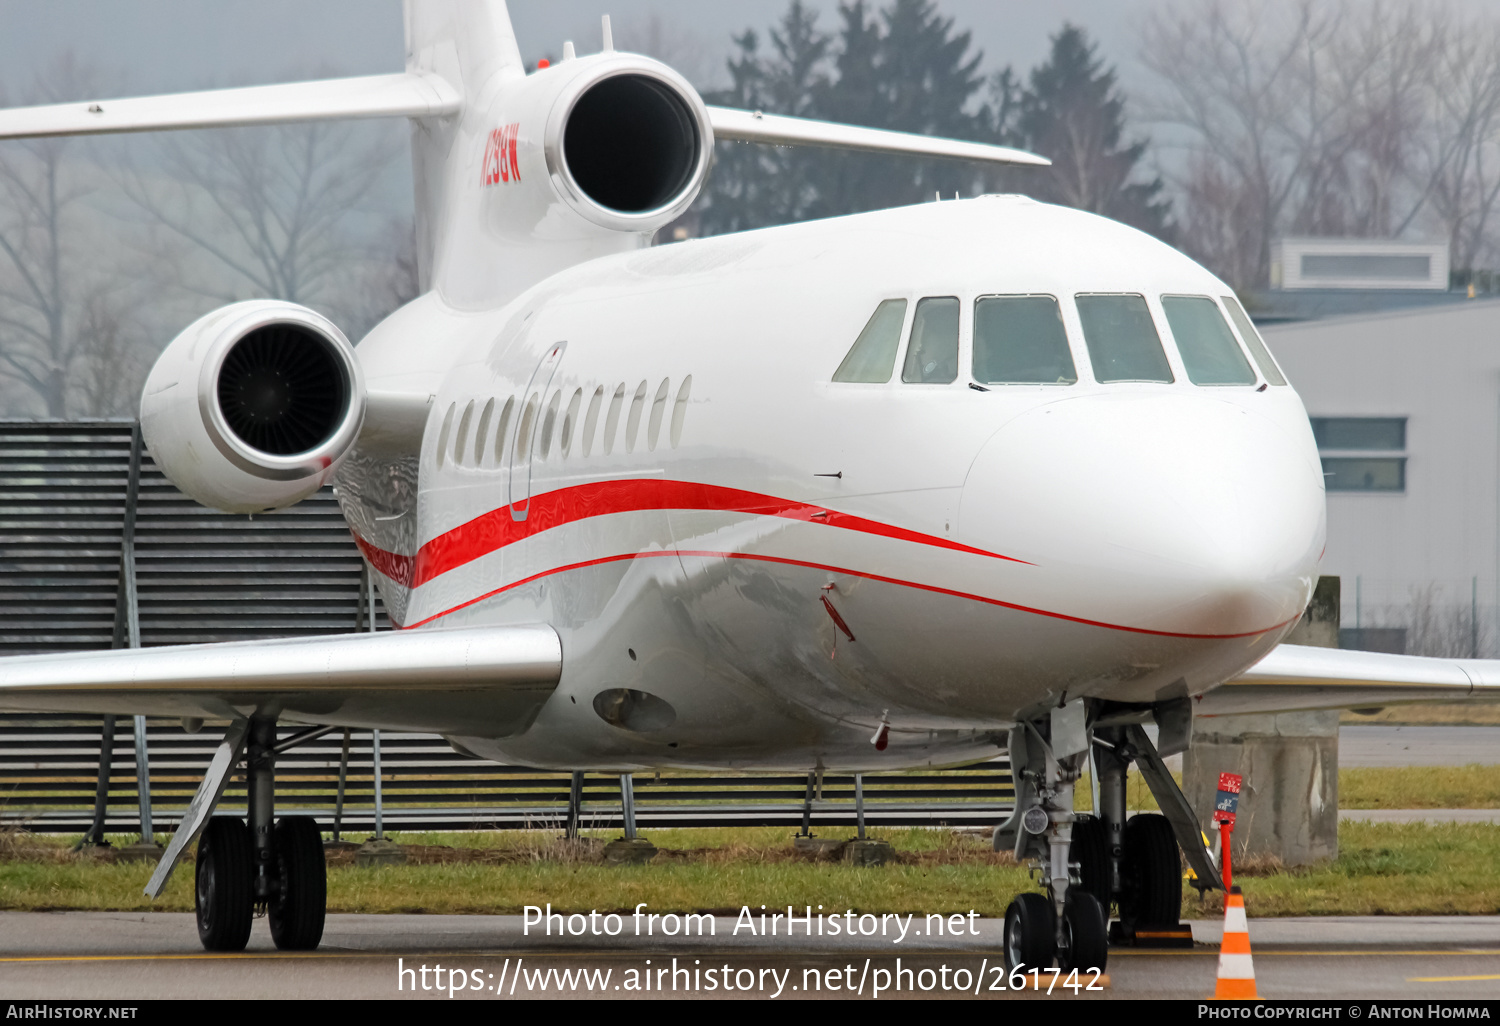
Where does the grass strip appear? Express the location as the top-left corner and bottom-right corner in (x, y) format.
(3, 821), (1499, 918)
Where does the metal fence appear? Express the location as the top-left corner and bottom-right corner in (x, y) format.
(0, 715), (1014, 835)
(0, 421), (1014, 836)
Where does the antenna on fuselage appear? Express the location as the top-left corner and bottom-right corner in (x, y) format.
(563, 40), (576, 61)
(602, 14), (614, 52)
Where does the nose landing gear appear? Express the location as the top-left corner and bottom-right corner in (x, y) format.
(996, 709), (1109, 974)
(996, 704), (1221, 974)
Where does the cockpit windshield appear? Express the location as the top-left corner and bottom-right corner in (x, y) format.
(902, 297), (959, 384)
(973, 295), (1076, 384)
(1160, 295), (1256, 385)
(1075, 294), (1174, 383)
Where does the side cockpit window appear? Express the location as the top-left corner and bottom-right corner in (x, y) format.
(973, 295), (1076, 384)
(902, 297), (960, 384)
(1075, 294), (1174, 383)
(1161, 295), (1257, 385)
(833, 299), (907, 383)
(1222, 296), (1288, 386)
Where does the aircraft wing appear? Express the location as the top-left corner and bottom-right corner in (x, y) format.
(1197, 643), (1500, 717)
(0, 625), (561, 738)
(0, 73), (1049, 169)
(0, 72), (461, 140)
(708, 106), (1050, 166)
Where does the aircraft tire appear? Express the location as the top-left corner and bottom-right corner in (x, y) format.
(1003, 892), (1056, 972)
(269, 817), (327, 951)
(1058, 891), (1109, 973)
(1069, 814), (1112, 911)
(196, 817), (253, 952)
(1120, 812), (1181, 925)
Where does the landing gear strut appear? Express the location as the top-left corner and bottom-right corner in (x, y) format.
(997, 705), (1109, 973)
(997, 706), (1223, 968)
(192, 717), (326, 952)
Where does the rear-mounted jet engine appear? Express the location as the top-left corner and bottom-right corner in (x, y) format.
(139, 300), (366, 513)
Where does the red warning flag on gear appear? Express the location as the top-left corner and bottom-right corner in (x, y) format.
(1214, 772), (1242, 826)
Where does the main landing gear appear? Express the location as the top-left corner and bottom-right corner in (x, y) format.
(996, 704), (1216, 974)
(193, 717), (327, 952)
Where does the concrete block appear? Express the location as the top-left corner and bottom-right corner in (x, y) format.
(602, 837), (657, 865)
(115, 842), (165, 863)
(842, 839), (895, 866)
(793, 837), (845, 861)
(354, 838), (407, 867)
(1183, 575), (1341, 867)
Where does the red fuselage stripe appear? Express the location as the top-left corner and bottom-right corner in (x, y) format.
(394, 547), (1293, 641)
(360, 478), (1030, 588)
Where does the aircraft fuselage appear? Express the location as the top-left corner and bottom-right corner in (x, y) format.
(338, 196), (1326, 771)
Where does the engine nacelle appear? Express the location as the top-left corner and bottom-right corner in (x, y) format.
(139, 301), (365, 513)
(431, 51), (715, 307)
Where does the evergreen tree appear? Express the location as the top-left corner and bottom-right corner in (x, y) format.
(817, 0), (994, 216)
(1017, 25), (1172, 238)
(695, 6), (1167, 238)
(698, 3), (831, 235)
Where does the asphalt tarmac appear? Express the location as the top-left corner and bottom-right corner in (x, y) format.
(2, 912), (1499, 1001)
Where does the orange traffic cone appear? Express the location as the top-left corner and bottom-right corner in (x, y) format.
(1213, 887), (1258, 999)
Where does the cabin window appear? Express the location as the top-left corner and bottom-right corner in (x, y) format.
(604, 384), (625, 454)
(515, 393), (538, 458)
(833, 299), (907, 383)
(626, 380), (648, 453)
(494, 396), (515, 463)
(474, 398), (495, 465)
(1160, 295), (1257, 385)
(435, 402), (455, 468)
(539, 390), (562, 459)
(670, 376), (691, 448)
(647, 378), (670, 451)
(582, 386), (604, 456)
(902, 297), (960, 384)
(454, 400), (475, 465)
(1075, 294), (1174, 383)
(561, 388), (583, 457)
(973, 295), (1076, 384)
(1222, 297), (1288, 386)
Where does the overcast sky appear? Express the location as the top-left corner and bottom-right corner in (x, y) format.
(0, 1), (1148, 99)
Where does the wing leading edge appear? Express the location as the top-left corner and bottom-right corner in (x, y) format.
(0, 625), (561, 737)
(0, 75), (1049, 168)
(1199, 643), (1500, 717)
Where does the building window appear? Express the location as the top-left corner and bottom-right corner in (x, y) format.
(1310, 417), (1404, 450)
(1311, 416), (1407, 493)
(1323, 457), (1405, 492)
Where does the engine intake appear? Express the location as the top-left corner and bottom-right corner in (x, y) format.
(216, 323), (349, 455)
(536, 56), (713, 236)
(563, 73), (702, 215)
(140, 301), (365, 513)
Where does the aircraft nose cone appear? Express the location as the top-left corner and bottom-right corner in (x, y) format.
(960, 392), (1325, 637)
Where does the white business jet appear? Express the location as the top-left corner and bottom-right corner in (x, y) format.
(1, 0), (1495, 973)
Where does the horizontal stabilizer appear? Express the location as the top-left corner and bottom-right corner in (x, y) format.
(0, 625), (561, 735)
(708, 106), (1050, 167)
(0, 72), (460, 140)
(1199, 643), (1500, 716)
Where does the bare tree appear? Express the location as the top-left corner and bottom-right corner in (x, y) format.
(1405, 18), (1500, 270)
(1140, 0), (1474, 289)
(0, 62), (148, 417)
(118, 117), (403, 313)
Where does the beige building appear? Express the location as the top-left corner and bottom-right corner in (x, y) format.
(1265, 300), (1500, 655)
